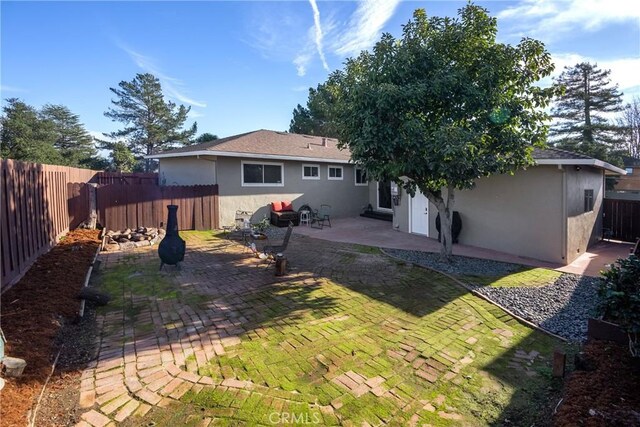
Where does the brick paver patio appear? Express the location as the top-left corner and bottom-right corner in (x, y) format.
(76, 231), (560, 426)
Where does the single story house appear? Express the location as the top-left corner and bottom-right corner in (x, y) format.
(149, 129), (625, 265)
(151, 130), (370, 227)
(390, 148), (625, 264)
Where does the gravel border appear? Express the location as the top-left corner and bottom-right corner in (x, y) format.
(383, 248), (602, 342)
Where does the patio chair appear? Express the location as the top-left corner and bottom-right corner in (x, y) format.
(311, 204), (332, 229)
(225, 210), (254, 246)
(262, 222), (294, 266)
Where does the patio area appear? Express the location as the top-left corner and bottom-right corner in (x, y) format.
(76, 231), (563, 426)
(293, 216), (634, 277)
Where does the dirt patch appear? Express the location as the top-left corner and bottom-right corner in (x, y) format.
(555, 340), (640, 426)
(0, 229), (100, 427)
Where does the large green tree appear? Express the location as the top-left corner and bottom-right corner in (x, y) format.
(109, 141), (138, 172)
(40, 104), (98, 167)
(326, 5), (556, 259)
(289, 84), (339, 138)
(550, 63), (625, 163)
(104, 73), (198, 171)
(0, 98), (61, 164)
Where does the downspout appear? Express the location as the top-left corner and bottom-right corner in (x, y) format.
(559, 165), (568, 262)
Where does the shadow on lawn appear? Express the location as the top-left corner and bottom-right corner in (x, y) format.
(88, 230), (566, 426)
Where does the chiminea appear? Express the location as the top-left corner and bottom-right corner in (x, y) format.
(158, 205), (186, 270)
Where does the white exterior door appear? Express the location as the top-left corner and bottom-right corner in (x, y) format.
(410, 192), (429, 235)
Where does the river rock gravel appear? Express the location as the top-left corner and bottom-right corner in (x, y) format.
(384, 248), (602, 341)
(469, 274), (602, 342)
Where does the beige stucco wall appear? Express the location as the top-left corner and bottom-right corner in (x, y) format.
(159, 156), (217, 185)
(414, 166), (567, 263)
(215, 157), (369, 226)
(565, 166), (603, 263)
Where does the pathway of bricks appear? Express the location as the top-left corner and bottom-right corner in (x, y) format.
(75, 231), (555, 426)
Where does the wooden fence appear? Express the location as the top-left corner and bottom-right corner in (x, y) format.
(96, 184), (219, 231)
(603, 198), (640, 243)
(1, 159), (99, 290)
(95, 172), (158, 185)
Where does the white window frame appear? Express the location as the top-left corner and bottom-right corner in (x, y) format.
(241, 160), (284, 187)
(328, 165), (344, 181)
(302, 164), (320, 180)
(354, 167), (368, 186)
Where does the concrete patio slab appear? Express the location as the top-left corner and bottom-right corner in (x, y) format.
(293, 216), (633, 277)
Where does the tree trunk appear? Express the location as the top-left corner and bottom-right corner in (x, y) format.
(145, 144), (152, 172)
(426, 185), (455, 262)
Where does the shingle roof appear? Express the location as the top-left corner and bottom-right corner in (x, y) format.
(156, 129), (349, 162)
(151, 129), (624, 173)
(531, 147), (594, 160)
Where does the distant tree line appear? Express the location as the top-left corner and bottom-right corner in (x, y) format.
(290, 62), (640, 166)
(1, 73), (218, 172)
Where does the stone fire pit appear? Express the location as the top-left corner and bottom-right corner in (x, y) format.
(102, 227), (165, 251)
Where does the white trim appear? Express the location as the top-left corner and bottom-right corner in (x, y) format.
(376, 181), (393, 212)
(147, 150), (352, 164)
(354, 167), (368, 186)
(328, 165), (344, 180)
(241, 160), (284, 187)
(302, 164), (320, 180)
(535, 159), (626, 175)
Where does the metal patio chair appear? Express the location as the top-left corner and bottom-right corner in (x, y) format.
(311, 204), (332, 229)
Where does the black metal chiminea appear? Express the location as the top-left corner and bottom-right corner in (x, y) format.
(158, 205), (186, 270)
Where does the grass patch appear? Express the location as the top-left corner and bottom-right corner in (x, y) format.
(352, 244), (382, 255)
(94, 254), (208, 314)
(461, 267), (563, 288)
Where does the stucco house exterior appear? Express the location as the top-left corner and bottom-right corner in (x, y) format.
(149, 129), (625, 265)
(150, 130), (369, 226)
(390, 148), (625, 264)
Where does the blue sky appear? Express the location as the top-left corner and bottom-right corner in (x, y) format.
(2, 0), (639, 143)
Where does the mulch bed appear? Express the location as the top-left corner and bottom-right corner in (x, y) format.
(0, 229), (100, 427)
(555, 340), (640, 426)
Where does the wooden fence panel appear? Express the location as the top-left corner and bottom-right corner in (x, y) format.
(0, 159), (99, 291)
(604, 198), (640, 243)
(96, 184), (218, 231)
(68, 182), (91, 229)
(95, 172), (158, 185)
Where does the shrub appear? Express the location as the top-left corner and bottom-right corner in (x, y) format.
(599, 255), (640, 357)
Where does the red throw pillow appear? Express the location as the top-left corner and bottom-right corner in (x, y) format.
(281, 200), (293, 211)
(271, 201), (283, 212)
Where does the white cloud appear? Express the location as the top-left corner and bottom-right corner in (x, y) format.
(119, 44), (207, 108)
(308, 0), (330, 71)
(332, 0), (401, 56)
(293, 51), (312, 77)
(0, 85), (27, 94)
(498, 0), (640, 40)
(188, 109), (204, 119)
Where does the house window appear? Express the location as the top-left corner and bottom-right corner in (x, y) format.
(328, 166), (343, 180)
(355, 167), (368, 186)
(241, 161), (283, 186)
(584, 189), (594, 212)
(626, 167), (633, 175)
(302, 164), (320, 180)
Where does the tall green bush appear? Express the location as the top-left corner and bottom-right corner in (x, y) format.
(599, 255), (640, 356)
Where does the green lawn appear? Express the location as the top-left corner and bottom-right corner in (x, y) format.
(96, 232), (565, 426)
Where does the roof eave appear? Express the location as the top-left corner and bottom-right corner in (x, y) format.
(535, 159), (627, 175)
(146, 150), (352, 164)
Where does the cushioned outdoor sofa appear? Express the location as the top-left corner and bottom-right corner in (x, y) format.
(270, 201), (300, 227)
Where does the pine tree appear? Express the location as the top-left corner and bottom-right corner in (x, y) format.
(550, 62), (625, 164)
(0, 98), (61, 164)
(289, 84), (338, 138)
(104, 73), (197, 171)
(40, 104), (97, 167)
